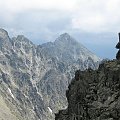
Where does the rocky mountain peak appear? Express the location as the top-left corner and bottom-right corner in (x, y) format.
(16, 35), (33, 44)
(41, 32), (100, 64)
(12, 35), (35, 50)
(59, 33), (71, 39)
(0, 28), (12, 50)
(0, 28), (9, 39)
(55, 33), (77, 45)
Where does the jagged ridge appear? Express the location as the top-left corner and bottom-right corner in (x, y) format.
(0, 28), (100, 120)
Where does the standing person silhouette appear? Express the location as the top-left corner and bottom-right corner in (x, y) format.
(116, 33), (120, 60)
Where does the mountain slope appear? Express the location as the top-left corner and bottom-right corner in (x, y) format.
(0, 29), (100, 120)
(55, 60), (120, 120)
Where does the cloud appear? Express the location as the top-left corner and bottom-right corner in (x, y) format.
(71, 0), (120, 33)
(0, 0), (77, 12)
(0, 0), (120, 42)
(2, 9), (72, 43)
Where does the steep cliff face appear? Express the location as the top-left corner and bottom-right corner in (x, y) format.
(0, 30), (51, 120)
(0, 29), (100, 120)
(56, 60), (120, 120)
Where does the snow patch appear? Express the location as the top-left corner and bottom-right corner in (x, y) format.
(8, 88), (15, 99)
(37, 92), (43, 101)
(63, 106), (67, 109)
(48, 107), (52, 114)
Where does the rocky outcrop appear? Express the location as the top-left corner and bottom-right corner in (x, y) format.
(55, 60), (120, 120)
(0, 29), (100, 120)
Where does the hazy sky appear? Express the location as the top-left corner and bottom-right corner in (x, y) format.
(0, 0), (120, 59)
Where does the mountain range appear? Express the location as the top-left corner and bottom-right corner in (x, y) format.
(0, 28), (100, 120)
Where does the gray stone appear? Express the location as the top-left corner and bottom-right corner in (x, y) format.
(56, 60), (120, 120)
(0, 29), (100, 120)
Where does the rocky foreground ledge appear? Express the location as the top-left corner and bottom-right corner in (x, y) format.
(55, 60), (120, 120)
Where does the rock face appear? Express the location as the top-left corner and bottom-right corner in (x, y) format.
(55, 60), (120, 120)
(0, 29), (100, 120)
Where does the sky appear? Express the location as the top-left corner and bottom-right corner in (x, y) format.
(0, 0), (120, 59)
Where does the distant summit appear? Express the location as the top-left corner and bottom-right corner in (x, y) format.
(42, 33), (100, 63)
(0, 28), (9, 39)
(60, 33), (70, 37)
(55, 33), (77, 45)
(58, 33), (71, 40)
